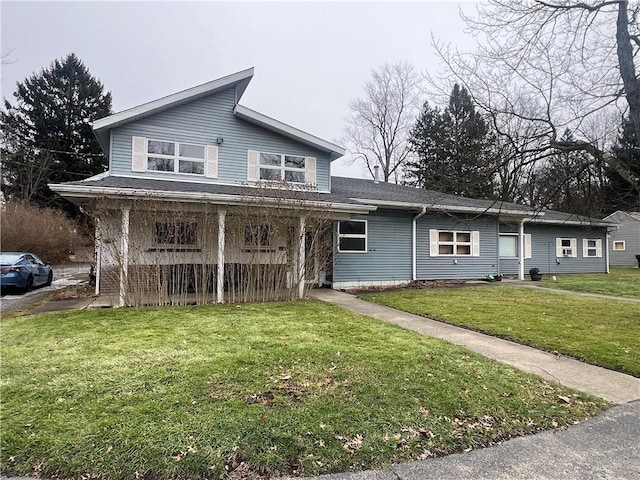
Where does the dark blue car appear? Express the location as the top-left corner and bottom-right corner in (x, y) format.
(0, 252), (53, 292)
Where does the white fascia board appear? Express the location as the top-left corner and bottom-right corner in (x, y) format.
(49, 184), (377, 215)
(526, 217), (618, 227)
(350, 198), (539, 216)
(93, 68), (254, 132)
(234, 104), (346, 159)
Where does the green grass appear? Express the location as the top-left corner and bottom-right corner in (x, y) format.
(361, 286), (640, 377)
(542, 268), (640, 299)
(1, 302), (608, 479)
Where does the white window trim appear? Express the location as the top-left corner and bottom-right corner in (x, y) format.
(258, 151), (306, 184)
(556, 237), (578, 258)
(499, 233), (532, 259)
(430, 229), (480, 257)
(499, 233), (518, 258)
(613, 240), (626, 251)
(582, 238), (603, 258)
(337, 220), (368, 253)
(146, 138), (206, 176)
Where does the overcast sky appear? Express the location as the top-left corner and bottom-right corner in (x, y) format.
(1, 1), (476, 179)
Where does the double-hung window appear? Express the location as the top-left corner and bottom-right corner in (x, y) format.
(147, 140), (205, 175)
(429, 229), (480, 257)
(582, 238), (602, 258)
(259, 152), (306, 183)
(338, 220), (367, 253)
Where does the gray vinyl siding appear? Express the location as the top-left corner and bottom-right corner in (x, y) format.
(499, 224), (608, 275)
(416, 213), (498, 279)
(606, 212), (640, 267)
(109, 87), (331, 190)
(333, 210), (413, 284)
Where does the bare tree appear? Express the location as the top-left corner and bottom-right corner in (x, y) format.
(342, 61), (421, 183)
(432, 0), (640, 197)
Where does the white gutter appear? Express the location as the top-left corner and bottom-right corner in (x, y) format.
(412, 206), (427, 281)
(349, 198), (539, 217)
(49, 184), (377, 215)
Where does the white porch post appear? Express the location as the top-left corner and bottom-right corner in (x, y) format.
(518, 220), (525, 280)
(119, 207), (130, 307)
(217, 209), (226, 303)
(298, 216), (306, 299)
(95, 217), (102, 296)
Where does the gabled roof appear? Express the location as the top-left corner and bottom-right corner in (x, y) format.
(93, 68), (255, 152)
(234, 105), (345, 160)
(92, 68), (345, 160)
(603, 210), (640, 222)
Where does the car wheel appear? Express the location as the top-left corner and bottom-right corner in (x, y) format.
(24, 275), (34, 293)
(45, 271), (53, 286)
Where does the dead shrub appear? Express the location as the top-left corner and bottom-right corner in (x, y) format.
(1, 200), (88, 263)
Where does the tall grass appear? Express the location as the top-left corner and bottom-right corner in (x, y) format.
(0, 200), (87, 263)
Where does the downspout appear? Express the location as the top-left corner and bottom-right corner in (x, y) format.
(412, 207), (427, 281)
(518, 219), (525, 280)
(605, 230), (611, 274)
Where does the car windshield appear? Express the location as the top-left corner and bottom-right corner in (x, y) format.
(0, 253), (22, 265)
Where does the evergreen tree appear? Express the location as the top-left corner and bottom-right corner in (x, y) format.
(0, 53), (112, 215)
(406, 84), (497, 198)
(532, 129), (607, 217)
(604, 117), (640, 214)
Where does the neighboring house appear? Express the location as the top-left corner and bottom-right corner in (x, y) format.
(603, 211), (640, 267)
(50, 68), (618, 306)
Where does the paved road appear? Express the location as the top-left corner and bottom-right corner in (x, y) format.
(0, 264), (90, 316)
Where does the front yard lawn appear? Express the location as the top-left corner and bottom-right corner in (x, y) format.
(542, 268), (640, 299)
(361, 285), (640, 376)
(1, 302), (608, 479)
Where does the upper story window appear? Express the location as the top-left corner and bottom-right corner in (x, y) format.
(259, 152), (306, 183)
(247, 150), (316, 186)
(338, 220), (367, 253)
(147, 140), (205, 175)
(131, 136), (218, 178)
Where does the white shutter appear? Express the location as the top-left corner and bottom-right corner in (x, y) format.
(571, 238), (578, 257)
(556, 238), (563, 257)
(471, 231), (480, 257)
(131, 136), (147, 172)
(247, 150), (259, 182)
(524, 234), (532, 259)
(429, 229), (438, 257)
(582, 239), (589, 258)
(205, 145), (218, 178)
(596, 239), (603, 258)
(305, 156), (316, 185)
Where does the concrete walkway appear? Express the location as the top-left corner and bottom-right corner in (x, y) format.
(292, 401), (640, 480)
(309, 289), (640, 404)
